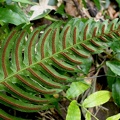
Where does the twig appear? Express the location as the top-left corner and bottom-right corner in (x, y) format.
(72, 0), (84, 17)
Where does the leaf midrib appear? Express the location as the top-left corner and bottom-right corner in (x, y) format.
(1, 27), (119, 83)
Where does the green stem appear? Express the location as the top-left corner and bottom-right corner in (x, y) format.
(104, 51), (120, 62)
(78, 104), (99, 120)
(44, 15), (59, 22)
(83, 107), (99, 120)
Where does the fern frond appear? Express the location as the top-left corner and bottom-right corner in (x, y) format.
(0, 18), (120, 119)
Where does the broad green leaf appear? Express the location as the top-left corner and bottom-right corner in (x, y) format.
(107, 68), (116, 90)
(0, 5), (29, 25)
(106, 61), (120, 76)
(80, 56), (93, 74)
(66, 100), (81, 120)
(55, 3), (66, 16)
(106, 113), (120, 120)
(116, 0), (120, 8)
(112, 79), (120, 106)
(82, 91), (111, 108)
(93, 0), (101, 10)
(82, 0), (87, 8)
(110, 39), (120, 53)
(66, 81), (90, 99)
(12, 0), (34, 4)
(114, 53), (120, 61)
(1, 0), (5, 2)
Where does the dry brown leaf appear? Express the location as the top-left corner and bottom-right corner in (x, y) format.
(65, 0), (78, 17)
(95, 12), (104, 21)
(82, 7), (91, 18)
(113, 12), (120, 19)
(107, 3), (119, 19)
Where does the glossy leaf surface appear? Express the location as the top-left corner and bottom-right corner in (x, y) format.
(82, 91), (111, 108)
(106, 61), (120, 76)
(66, 81), (90, 99)
(66, 100), (81, 120)
(106, 113), (120, 120)
(112, 79), (120, 106)
(0, 5), (29, 25)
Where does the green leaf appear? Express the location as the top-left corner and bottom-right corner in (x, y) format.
(0, 0), (5, 3)
(116, 0), (120, 8)
(55, 3), (66, 16)
(107, 68), (116, 90)
(12, 0), (34, 4)
(106, 61), (120, 76)
(85, 112), (91, 120)
(82, 0), (87, 8)
(109, 39), (120, 53)
(114, 53), (120, 61)
(93, 0), (101, 10)
(82, 91), (111, 108)
(66, 100), (81, 120)
(0, 109), (25, 120)
(66, 81), (90, 99)
(80, 57), (93, 74)
(112, 78), (120, 106)
(106, 113), (120, 120)
(0, 4), (29, 25)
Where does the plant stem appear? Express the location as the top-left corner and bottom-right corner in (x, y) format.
(44, 15), (58, 22)
(78, 104), (99, 120)
(67, 98), (99, 120)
